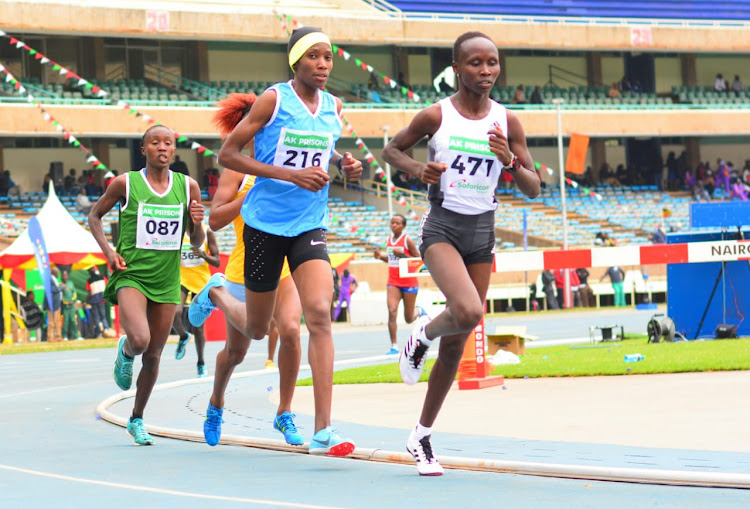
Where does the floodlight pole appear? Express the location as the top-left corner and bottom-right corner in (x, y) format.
(381, 125), (394, 218)
(553, 98), (571, 308)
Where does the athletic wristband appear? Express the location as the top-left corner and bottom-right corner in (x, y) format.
(502, 154), (521, 174)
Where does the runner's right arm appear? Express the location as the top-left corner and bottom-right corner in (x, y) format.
(88, 175), (128, 271)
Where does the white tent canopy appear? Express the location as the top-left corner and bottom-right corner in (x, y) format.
(0, 185), (106, 269)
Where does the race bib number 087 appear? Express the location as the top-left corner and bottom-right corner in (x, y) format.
(136, 203), (184, 250)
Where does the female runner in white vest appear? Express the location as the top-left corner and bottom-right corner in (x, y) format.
(382, 31), (541, 475)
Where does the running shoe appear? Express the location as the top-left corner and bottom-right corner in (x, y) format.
(406, 433), (443, 476)
(308, 426), (355, 456)
(175, 332), (190, 360)
(386, 346), (399, 355)
(264, 359), (276, 370)
(127, 417), (155, 446)
(197, 363), (207, 378)
(113, 335), (134, 390)
(415, 305), (428, 318)
(203, 402), (224, 446)
(189, 273), (226, 327)
(273, 411), (304, 446)
(399, 314), (431, 385)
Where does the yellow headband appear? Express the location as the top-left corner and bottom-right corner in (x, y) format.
(288, 32), (332, 70)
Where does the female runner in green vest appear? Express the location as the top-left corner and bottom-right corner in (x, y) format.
(89, 124), (205, 445)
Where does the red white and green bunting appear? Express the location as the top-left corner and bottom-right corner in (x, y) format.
(534, 162), (603, 200)
(0, 30), (217, 162)
(0, 62), (108, 171)
(272, 11), (420, 102)
(342, 117), (421, 222)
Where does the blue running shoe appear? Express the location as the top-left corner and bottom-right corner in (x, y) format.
(127, 417), (154, 446)
(113, 335), (134, 391)
(415, 305), (428, 319)
(197, 363), (207, 378)
(308, 426), (355, 456)
(273, 411), (304, 446)
(204, 402), (224, 446)
(387, 346), (399, 355)
(175, 332), (190, 360)
(189, 273), (226, 327)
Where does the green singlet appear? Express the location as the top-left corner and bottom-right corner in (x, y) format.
(103, 169), (190, 305)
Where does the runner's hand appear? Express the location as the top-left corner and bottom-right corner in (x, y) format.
(189, 200), (204, 225)
(293, 166), (330, 192)
(419, 162), (446, 185)
(341, 152), (362, 181)
(108, 252), (127, 271)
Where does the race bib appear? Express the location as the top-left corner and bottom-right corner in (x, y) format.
(135, 203), (183, 250)
(273, 127), (333, 183)
(441, 135), (498, 198)
(181, 243), (205, 267)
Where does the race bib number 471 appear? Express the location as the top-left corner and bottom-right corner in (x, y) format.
(136, 203), (184, 250)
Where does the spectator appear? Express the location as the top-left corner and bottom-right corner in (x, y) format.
(608, 81), (620, 99)
(76, 187), (92, 214)
(692, 180), (711, 202)
(368, 70), (380, 91)
(438, 77), (454, 94)
(513, 85), (526, 104)
(530, 86), (543, 104)
(333, 269), (358, 322)
(616, 164), (628, 186)
(0, 170), (9, 196)
(171, 155), (190, 176)
(730, 178), (749, 201)
(652, 225), (667, 244)
(540, 270), (559, 310)
(64, 169), (78, 194)
(619, 76), (631, 92)
(206, 168), (219, 199)
(714, 73), (727, 92)
(60, 270), (80, 341)
(42, 173), (52, 194)
(367, 82), (382, 103)
(576, 268), (594, 308)
(86, 266), (112, 338)
(20, 289), (44, 340)
(733, 75), (745, 93)
(397, 71), (409, 89)
(42, 267), (63, 342)
(554, 268), (580, 309)
(600, 266), (626, 307)
(715, 158), (731, 194)
(743, 160), (750, 184)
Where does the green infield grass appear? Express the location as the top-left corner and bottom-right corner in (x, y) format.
(298, 336), (750, 386)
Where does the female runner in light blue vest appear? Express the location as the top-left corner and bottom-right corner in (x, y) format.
(190, 27), (362, 456)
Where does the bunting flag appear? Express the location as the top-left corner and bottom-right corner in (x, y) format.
(565, 133), (589, 175)
(341, 116), (420, 222)
(535, 162), (603, 200)
(0, 32), (218, 162)
(0, 61), (108, 171)
(272, 11), (421, 103)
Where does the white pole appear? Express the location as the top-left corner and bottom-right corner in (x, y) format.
(553, 98), (570, 308)
(381, 125), (394, 218)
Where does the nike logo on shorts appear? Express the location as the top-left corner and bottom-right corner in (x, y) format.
(310, 239), (326, 246)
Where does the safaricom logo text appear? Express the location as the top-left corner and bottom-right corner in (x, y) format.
(450, 180), (491, 192)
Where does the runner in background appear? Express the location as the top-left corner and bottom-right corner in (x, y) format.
(174, 226), (220, 377)
(373, 213), (423, 354)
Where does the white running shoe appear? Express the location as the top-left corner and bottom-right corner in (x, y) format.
(406, 433), (443, 476)
(399, 314), (431, 385)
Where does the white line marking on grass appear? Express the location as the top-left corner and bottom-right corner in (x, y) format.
(0, 463), (349, 508)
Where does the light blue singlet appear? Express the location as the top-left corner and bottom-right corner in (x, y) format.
(241, 80), (342, 237)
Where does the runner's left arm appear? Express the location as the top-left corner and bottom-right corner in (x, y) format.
(194, 229), (221, 268)
(187, 178), (205, 249)
(330, 98), (363, 181)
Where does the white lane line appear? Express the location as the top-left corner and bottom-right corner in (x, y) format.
(0, 463), (349, 508)
(0, 383), (95, 399)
